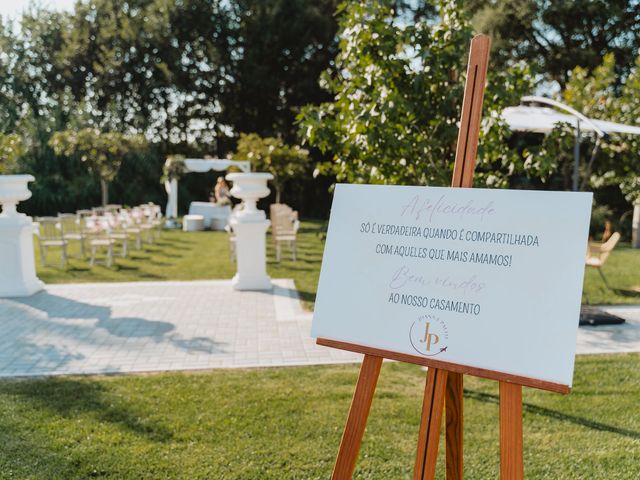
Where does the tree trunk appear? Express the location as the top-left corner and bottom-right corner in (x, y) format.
(101, 179), (109, 207)
(275, 188), (281, 204)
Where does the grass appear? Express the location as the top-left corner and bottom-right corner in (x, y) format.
(20, 224), (640, 478)
(36, 222), (640, 307)
(582, 244), (640, 304)
(0, 354), (638, 479)
(35, 221), (325, 308)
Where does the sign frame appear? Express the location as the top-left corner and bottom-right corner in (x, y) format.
(316, 35), (568, 480)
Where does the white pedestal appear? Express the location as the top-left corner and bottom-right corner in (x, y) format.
(0, 215), (44, 297)
(225, 172), (274, 291)
(230, 218), (272, 290)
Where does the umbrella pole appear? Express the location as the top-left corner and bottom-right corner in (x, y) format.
(573, 119), (581, 191)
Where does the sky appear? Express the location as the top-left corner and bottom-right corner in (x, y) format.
(0, 0), (76, 20)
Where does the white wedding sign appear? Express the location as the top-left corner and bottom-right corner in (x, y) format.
(312, 184), (592, 387)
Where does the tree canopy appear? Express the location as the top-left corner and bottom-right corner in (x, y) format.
(529, 53), (640, 203)
(49, 129), (147, 206)
(299, 0), (533, 188)
(234, 133), (309, 203)
(0, 0), (338, 215)
(469, 0), (640, 89)
(0, 134), (23, 174)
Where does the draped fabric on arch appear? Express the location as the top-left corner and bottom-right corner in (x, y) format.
(164, 158), (251, 219)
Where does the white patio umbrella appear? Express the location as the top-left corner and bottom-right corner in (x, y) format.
(502, 103), (640, 136)
(502, 96), (640, 247)
(502, 96), (640, 191)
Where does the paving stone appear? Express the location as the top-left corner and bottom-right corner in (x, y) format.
(0, 279), (360, 377)
(1, 280), (638, 378)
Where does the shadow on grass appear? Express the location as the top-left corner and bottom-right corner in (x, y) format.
(143, 250), (185, 260)
(297, 290), (316, 304)
(148, 260), (174, 267)
(268, 263), (316, 273)
(153, 239), (182, 247)
(65, 265), (92, 273)
(612, 288), (640, 298)
(464, 389), (640, 440)
(0, 415), (77, 477)
(113, 265), (163, 279)
(2, 378), (174, 442)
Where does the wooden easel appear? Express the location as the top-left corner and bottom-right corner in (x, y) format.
(318, 35), (570, 480)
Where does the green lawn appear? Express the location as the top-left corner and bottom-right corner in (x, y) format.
(35, 221), (325, 308)
(0, 355), (638, 479)
(36, 222), (640, 307)
(582, 244), (640, 304)
(20, 225), (640, 478)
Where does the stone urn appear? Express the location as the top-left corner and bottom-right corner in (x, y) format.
(0, 174), (44, 297)
(0, 174), (35, 217)
(225, 172), (274, 290)
(226, 172), (273, 220)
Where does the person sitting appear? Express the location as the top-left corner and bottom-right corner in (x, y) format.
(214, 177), (231, 205)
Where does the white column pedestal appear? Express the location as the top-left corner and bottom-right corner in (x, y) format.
(226, 172), (274, 291)
(230, 217), (272, 290)
(0, 215), (44, 297)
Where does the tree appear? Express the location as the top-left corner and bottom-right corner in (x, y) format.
(561, 53), (640, 204)
(468, 0), (640, 89)
(0, 134), (23, 174)
(234, 133), (309, 203)
(298, 0), (532, 189)
(220, 0), (340, 144)
(49, 129), (147, 206)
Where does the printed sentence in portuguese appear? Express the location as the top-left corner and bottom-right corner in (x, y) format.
(388, 292), (481, 316)
(375, 244), (514, 267)
(360, 222), (539, 247)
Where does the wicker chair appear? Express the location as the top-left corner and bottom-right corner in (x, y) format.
(269, 204), (300, 262)
(134, 206), (155, 244)
(35, 217), (68, 267)
(58, 213), (87, 257)
(86, 217), (117, 267)
(586, 232), (621, 289)
(148, 203), (163, 239)
(103, 213), (129, 258)
(118, 209), (143, 250)
(105, 204), (122, 214)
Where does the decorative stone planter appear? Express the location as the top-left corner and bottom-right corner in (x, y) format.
(0, 174), (35, 217)
(0, 175), (44, 297)
(226, 172), (273, 220)
(226, 172), (274, 290)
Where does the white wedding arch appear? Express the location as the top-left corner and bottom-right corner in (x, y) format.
(164, 158), (251, 219)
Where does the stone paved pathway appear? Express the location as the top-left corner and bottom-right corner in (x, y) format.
(576, 305), (640, 354)
(0, 280), (638, 378)
(0, 279), (358, 377)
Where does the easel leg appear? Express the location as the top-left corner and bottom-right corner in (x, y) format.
(499, 382), (524, 479)
(446, 372), (464, 479)
(331, 354), (383, 480)
(414, 368), (448, 480)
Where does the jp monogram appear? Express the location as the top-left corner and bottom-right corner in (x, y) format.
(409, 314), (449, 357)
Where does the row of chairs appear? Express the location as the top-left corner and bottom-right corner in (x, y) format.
(225, 203), (300, 262)
(35, 203), (163, 267)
